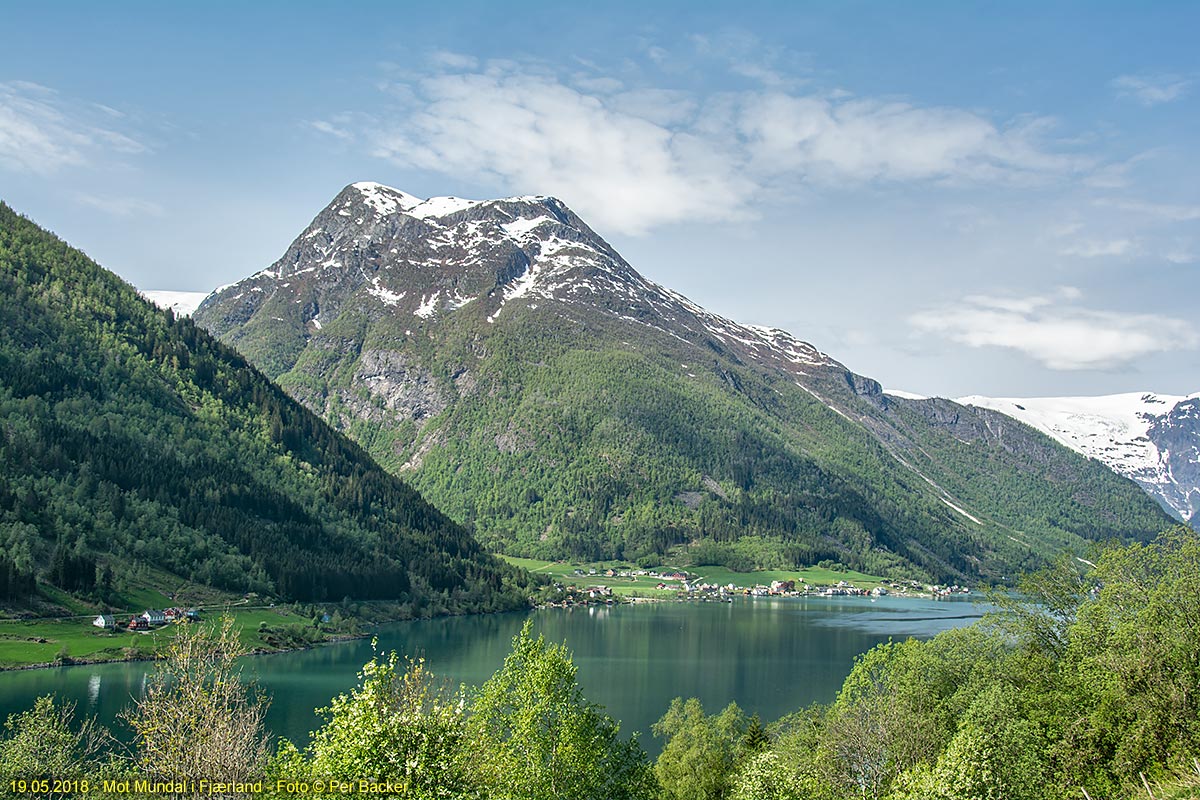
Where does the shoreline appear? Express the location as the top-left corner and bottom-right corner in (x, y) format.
(1, 588), (974, 673)
(0, 600), (538, 674)
(0, 630), (370, 674)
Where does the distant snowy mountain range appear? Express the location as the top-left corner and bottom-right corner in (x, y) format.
(882, 388), (1198, 524)
(953, 393), (1199, 524)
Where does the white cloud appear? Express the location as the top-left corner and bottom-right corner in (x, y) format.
(688, 30), (809, 89)
(315, 58), (1092, 235)
(0, 81), (145, 174)
(572, 75), (624, 94)
(1112, 74), (1191, 106)
(1163, 245), (1195, 265)
(363, 67), (757, 235)
(429, 51), (478, 70)
(1059, 238), (1135, 258)
(910, 291), (1197, 370)
(307, 119), (354, 141)
(735, 94), (1085, 185)
(961, 293), (1053, 314)
(75, 193), (165, 218)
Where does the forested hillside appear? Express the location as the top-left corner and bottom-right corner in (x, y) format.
(0, 203), (533, 612)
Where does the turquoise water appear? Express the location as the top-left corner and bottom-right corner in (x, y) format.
(0, 595), (987, 755)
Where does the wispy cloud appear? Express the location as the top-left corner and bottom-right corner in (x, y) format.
(1111, 74), (1192, 106)
(0, 81), (145, 174)
(312, 57), (1093, 235)
(1102, 199), (1200, 222)
(1163, 247), (1195, 265)
(306, 118), (354, 141)
(75, 193), (165, 218)
(362, 67), (756, 235)
(1059, 238), (1135, 258)
(910, 289), (1197, 370)
(687, 30), (809, 89)
(735, 95), (1085, 185)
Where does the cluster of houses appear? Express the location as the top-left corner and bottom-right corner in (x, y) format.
(92, 607), (200, 632)
(544, 564), (974, 609)
(543, 584), (617, 608)
(667, 578), (898, 600)
(572, 567), (691, 581)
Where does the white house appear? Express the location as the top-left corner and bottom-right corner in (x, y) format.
(141, 610), (167, 626)
(93, 614), (116, 629)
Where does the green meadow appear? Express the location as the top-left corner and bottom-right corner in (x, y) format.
(498, 555), (892, 598)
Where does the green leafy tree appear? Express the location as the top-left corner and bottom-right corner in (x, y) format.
(0, 696), (107, 786)
(276, 647), (469, 798)
(1059, 526), (1200, 787)
(823, 643), (943, 800)
(985, 551), (1091, 658)
(122, 617), (269, 784)
(729, 751), (805, 800)
(466, 621), (655, 800)
(915, 685), (1047, 800)
(653, 698), (748, 800)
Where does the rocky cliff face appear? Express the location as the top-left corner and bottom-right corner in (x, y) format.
(192, 183), (1176, 581)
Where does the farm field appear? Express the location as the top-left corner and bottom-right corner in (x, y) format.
(0, 606), (331, 670)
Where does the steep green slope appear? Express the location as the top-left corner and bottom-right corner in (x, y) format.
(195, 183), (1174, 584)
(0, 202), (533, 612)
(284, 304), (1166, 583)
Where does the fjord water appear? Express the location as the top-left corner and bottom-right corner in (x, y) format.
(0, 596), (986, 754)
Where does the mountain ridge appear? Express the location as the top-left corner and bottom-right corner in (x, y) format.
(0, 200), (533, 611)
(193, 183), (1176, 583)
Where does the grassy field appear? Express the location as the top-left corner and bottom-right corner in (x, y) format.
(0, 556), (356, 670)
(689, 565), (888, 591)
(499, 556), (890, 596)
(501, 556), (683, 597)
(0, 605), (332, 670)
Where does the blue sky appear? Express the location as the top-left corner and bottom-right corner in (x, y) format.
(2, 1), (1197, 397)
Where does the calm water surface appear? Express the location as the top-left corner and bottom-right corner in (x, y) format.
(0, 595), (987, 755)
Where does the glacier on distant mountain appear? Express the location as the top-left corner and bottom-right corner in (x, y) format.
(957, 392), (1200, 522)
(140, 289), (210, 317)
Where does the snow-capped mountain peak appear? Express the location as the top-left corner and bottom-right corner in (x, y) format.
(198, 182), (836, 376)
(958, 391), (1200, 522)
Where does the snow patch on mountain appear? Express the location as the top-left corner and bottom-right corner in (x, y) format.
(414, 292), (440, 318)
(367, 278), (406, 307)
(884, 389), (930, 401)
(141, 290), (210, 317)
(942, 498), (984, 525)
(407, 196), (482, 219)
(351, 182), (422, 216)
(501, 216), (554, 239)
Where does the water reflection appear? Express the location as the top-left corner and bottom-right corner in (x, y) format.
(87, 674), (100, 708)
(0, 596), (988, 756)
